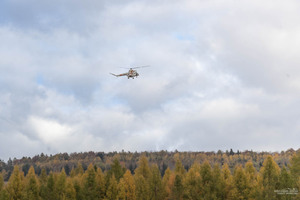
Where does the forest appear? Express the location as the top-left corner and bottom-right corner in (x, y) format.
(0, 149), (300, 199)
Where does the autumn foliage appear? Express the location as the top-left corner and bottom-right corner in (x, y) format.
(0, 150), (300, 199)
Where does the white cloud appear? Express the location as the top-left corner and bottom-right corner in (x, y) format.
(28, 116), (73, 144)
(1, 0), (300, 160)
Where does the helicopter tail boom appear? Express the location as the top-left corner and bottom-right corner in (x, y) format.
(110, 73), (128, 77)
(110, 73), (119, 77)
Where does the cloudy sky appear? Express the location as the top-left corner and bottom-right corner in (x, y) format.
(1, 0), (300, 160)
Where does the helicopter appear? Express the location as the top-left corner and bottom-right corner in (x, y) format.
(110, 65), (150, 79)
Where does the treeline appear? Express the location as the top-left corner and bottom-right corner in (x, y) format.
(1, 152), (300, 200)
(0, 149), (296, 182)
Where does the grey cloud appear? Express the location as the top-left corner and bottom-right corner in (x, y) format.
(1, 0), (300, 160)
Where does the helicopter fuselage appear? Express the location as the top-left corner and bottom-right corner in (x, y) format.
(127, 69), (139, 79)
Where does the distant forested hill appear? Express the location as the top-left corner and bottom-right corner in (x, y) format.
(0, 148), (297, 181)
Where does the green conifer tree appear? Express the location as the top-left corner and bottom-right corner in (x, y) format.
(171, 174), (184, 200)
(0, 173), (9, 200)
(174, 159), (186, 176)
(106, 175), (118, 200)
(123, 170), (136, 200)
(279, 166), (293, 200)
(200, 161), (214, 200)
(212, 164), (225, 200)
(245, 161), (259, 199)
(39, 168), (48, 199)
(135, 174), (149, 200)
(70, 168), (76, 178)
(0, 173), (3, 191)
(162, 168), (174, 200)
(24, 166), (40, 200)
(64, 178), (76, 200)
(96, 167), (106, 199)
(75, 163), (84, 176)
(135, 156), (150, 180)
(110, 158), (125, 181)
(46, 172), (56, 200)
(82, 164), (97, 200)
(289, 151), (300, 186)
(0, 190), (9, 200)
(259, 156), (280, 200)
(184, 163), (202, 200)
(134, 156), (150, 200)
(56, 169), (67, 200)
(149, 164), (163, 200)
(222, 163), (235, 200)
(72, 176), (83, 200)
(233, 165), (250, 200)
(7, 165), (25, 200)
(118, 178), (126, 200)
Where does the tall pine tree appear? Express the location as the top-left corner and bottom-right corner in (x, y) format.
(39, 168), (48, 199)
(259, 156), (280, 200)
(82, 164), (97, 200)
(135, 156), (150, 200)
(212, 164), (226, 199)
(233, 165), (250, 200)
(200, 161), (214, 200)
(7, 165), (25, 200)
(149, 164), (164, 200)
(56, 169), (67, 200)
(135, 156), (150, 180)
(222, 163), (235, 200)
(0, 172), (9, 200)
(24, 166), (39, 200)
(279, 166), (293, 200)
(110, 158), (125, 181)
(184, 163), (202, 200)
(171, 174), (184, 200)
(245, 161), (259, 199)
(122, 170), (136, 200)
(0, 173), (3, 192)
(64, 178), (76, 200)
(106, 175), (118, 200)
(135, 174), (149, 200)
(162, 168), (175, 200)
(96, 167), (106, 199)
(46, 172), (56, 200)
(289, 151), (300, 186)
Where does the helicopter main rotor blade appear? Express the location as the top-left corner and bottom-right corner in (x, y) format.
(131, 65), (150, 69)
(119, 65), (151, 69)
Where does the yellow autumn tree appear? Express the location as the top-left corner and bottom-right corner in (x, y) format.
(118, 178), (126, 200)
(7, 165), (25, 200)
(106, 175), (118, 200)
(232, 165), (250, 200)
(64, 178), (76, 200)
(122, 170), (136, 200)
(222, 163), (235, 200)
(149, 164), (164, 200)
(24, 166), (40, 200)
(184, 163), (202, 200)
(259, 156), (280, 200)
(96, 167), (106, 199)
(82, 164), (97, 200)
(162, 168), (175, 200)
(245, 161), (259, 199)
(135, 156), (150, 200)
